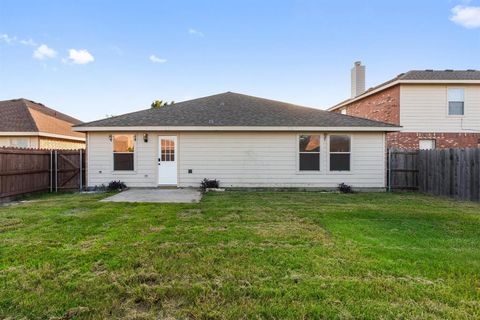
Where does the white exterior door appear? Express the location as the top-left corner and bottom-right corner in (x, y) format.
(158, 136), (177, 185)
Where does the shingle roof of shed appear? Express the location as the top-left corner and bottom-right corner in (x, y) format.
(76, 92), (398, 128)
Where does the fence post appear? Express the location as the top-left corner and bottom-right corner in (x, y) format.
(49, 150), (53, 192)
(79, 149), (83, 192)
(387, 149), (392, 192)
(55, 150), (58, 193)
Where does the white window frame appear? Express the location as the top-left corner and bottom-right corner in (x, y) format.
(297, 134), (321, 173)
(328, 134), (352, 173)
(112, 134), (136, 172)
(419, 139), (436, 150)
(447, 88), (465, 117)
(340, 108), (347, 115)
(9, 138), (30, 148)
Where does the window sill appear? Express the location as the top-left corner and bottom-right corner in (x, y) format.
(111, 170), (137, 175)
(296, 171), (322, 175)
(327, 170), (353, 175)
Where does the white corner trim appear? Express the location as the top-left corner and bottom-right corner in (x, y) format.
(0, 131), (86, 141)
(73, 126), (401, 132)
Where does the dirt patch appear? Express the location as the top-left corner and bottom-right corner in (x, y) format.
(0, 217), (23, 233)
(248, 218), (331, 244)
(49, 306), (90, 320)
(177, 209), (202, 220)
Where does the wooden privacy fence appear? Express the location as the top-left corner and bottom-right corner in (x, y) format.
(388, 148), (480, 201)
(0, 148), (85, 200)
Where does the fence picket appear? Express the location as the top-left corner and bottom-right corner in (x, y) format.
(0, 148), (85, 200)
(388, 148), (480, 202)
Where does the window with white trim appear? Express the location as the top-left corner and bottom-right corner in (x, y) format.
(448, 88), (464, 116)
(113, 135), (135, 171)
(329, 135), (350, 171)
(299, 135), (320, 171)
(419, 139), (435, 150)
(10, 138), (29, 148)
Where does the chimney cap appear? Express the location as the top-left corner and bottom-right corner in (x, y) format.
(354, 61), (362, 66)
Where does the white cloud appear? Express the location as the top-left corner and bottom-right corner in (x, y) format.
(450, 5), (480, 28)
(188, 28), (204, 37)
(149, 54), (167, 63)
(20, 38), (36, 46)
(33, 44), (57, 60)
(67, 49), (94, 64)
(0, 33), (36, 46)
(0, 33), (16, 44)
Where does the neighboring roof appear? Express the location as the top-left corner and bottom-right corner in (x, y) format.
(329, 69), (480, 111)
(75, 92), (399, 130)
(0, 99), (85, 139)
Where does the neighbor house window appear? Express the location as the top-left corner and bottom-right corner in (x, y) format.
(448, 88), (464, 116)
(330, 135), (351, 171)
(299, 135), (320, 171)
(341, 108), (347, 115)
(113, 135), (135, 171)
(10, 138), (29, 148)
(419, 139), (435, 150)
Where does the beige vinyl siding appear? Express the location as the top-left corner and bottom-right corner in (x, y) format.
(177, 132), (385, 188)
(400, 84), (480, 132)
(87, 132), (157, 187)
(86, 131), (386, 189)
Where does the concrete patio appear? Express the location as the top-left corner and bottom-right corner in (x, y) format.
(101, 188), (203, 203)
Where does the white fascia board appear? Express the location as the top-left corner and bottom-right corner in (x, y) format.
(73, 126), (401, 132)
(0, 131), (86, 141)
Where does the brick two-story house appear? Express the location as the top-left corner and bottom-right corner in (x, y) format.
(329, 62), (480, 149)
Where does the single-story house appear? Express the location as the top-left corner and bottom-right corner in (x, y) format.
(0, 98), (85, 149)
(74, 92), (400, 190)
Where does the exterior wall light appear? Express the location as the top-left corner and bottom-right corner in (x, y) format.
(108, 134), (112, 141)
(143, 133), (149, 143)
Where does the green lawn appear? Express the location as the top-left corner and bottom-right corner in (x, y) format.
(1, 191), (480, 319)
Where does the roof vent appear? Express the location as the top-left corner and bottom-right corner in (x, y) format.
(445, 69), (453, 72)
(208, 119), (214, 124)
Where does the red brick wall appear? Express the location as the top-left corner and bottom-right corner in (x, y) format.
(387, 132), (480, 149)
(334, 85), (400, 125)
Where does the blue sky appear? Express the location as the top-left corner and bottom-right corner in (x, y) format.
(1, 0), (480, 121)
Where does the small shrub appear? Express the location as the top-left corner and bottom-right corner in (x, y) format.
(107, 180), (127, 191)
(338, 183), (353, 194)
(200, 178), (220, 191)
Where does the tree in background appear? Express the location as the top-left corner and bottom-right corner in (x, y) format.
(151, 100), (174, 108)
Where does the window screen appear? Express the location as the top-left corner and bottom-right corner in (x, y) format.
(299, 135), (320, 171)
(113, 135), (134, 170)
(448, 88), (464, 116)
(330, 135), (350, 171)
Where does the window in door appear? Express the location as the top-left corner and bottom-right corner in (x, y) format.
(161, 138), (175, 162)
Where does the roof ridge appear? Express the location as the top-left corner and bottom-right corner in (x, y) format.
(20, 99), (40, 132)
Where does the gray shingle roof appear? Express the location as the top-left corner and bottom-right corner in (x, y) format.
(399, 70), (480, 80)
(76, 92), (398, 128)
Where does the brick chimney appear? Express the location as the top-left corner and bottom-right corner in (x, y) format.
(351, 61), (366, 98)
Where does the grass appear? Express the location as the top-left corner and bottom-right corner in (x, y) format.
(1, 191), (480, 319)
